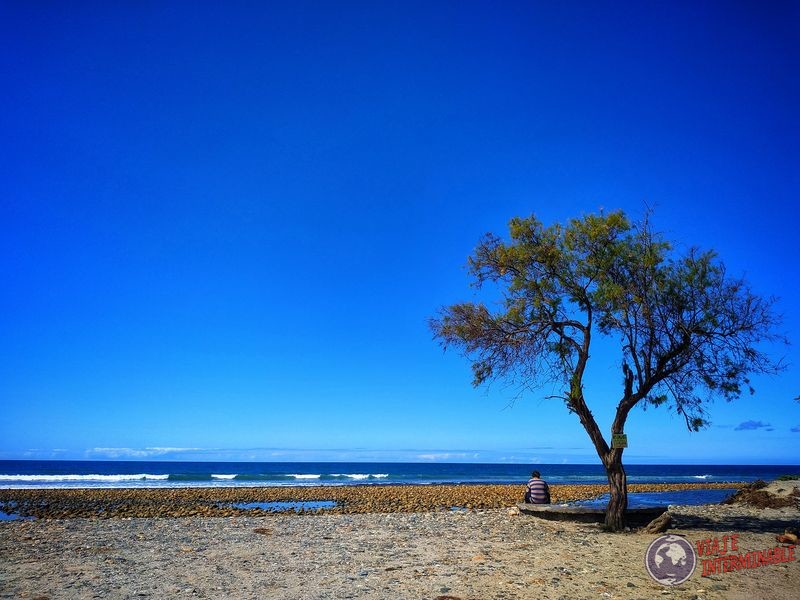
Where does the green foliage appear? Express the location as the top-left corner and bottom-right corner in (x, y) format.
(431, 210), (785, 434)
(776, 474), (800, 481)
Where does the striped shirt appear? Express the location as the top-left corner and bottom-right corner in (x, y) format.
(526, 478), (550, 504)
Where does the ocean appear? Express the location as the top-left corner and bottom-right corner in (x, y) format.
(1, 460), (796, 489)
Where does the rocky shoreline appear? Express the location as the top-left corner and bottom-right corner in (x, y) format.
(1, 492), (798, 600)
(0, 482), (744, 519)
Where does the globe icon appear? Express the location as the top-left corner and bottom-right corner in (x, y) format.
(645, 534), (696, 585)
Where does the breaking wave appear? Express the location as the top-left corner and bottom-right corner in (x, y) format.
(0, 474), (169, 482)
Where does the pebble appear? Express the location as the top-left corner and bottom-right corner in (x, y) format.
(2, 484), (797, 600)
(0, 483), (744, 520)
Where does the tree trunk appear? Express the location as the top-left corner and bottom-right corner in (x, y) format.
(604, 453), (628, 530)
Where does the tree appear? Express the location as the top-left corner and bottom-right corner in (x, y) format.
(430, 211), (784, 530)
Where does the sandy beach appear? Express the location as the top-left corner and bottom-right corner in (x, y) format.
(1, 482), (798, 599)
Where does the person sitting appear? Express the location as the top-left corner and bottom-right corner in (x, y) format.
(524, 470), (551, 504)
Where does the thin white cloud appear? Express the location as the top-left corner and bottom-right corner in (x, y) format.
(24, 446), (596, 462)
(415, 452), (478, 461)
(87, 447), (205, 458)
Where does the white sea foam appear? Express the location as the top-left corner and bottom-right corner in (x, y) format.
(692, 475), (711, 479)
(331, 473), (389, 480)
(211, 474), (237, 480)
(289, 474), (321, 479)
(0, 474), (169, 482)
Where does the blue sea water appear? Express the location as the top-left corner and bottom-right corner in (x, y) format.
(0, 460), (796, 490)
(570, 488), (738, 509)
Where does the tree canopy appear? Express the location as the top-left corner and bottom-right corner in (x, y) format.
(431, 210), (785, 528)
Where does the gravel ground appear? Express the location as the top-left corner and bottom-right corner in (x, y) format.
(1, 501), (797, 599)
(0, 483), (744, 519)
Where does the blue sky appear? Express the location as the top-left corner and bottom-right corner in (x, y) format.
(1, 1), (798, 464)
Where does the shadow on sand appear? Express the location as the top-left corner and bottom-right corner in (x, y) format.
(671, 513), (799, 533)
